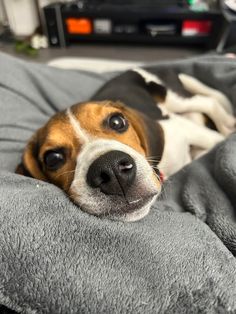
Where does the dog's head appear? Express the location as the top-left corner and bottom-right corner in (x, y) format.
(16, 101), (164, 221)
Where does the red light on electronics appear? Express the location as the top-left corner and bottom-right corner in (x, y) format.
(66, 18), (92, 34)
(182, 20), (212, 36)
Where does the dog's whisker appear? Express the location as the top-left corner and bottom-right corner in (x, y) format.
(152, 169), (162, 183)
(146, 158), (161, 163)
(147, 155), (161, 159)
(146, 156), (162, 161)
(147, 160), (161, 164)
(147, 159), (167, 166)
(146, 159), (170, 169)
(151, 165), (170, 172)
(55, 170), (76, 178)
(148, 159), (160, 161)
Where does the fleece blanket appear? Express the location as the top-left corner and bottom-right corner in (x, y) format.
(0, 52), (236, 314)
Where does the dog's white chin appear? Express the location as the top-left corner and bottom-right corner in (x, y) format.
(121, 195), (157, 222)
(72, 193), (158, 222)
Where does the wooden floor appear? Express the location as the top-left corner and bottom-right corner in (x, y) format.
(0, 42), (204, 63)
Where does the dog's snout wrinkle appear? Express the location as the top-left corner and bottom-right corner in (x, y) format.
(86, 150), (136, 196)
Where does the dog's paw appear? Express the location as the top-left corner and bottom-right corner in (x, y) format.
(218, 113), (236, 136)
(211, 100), (236, 136)
(220, 117), (236, 136)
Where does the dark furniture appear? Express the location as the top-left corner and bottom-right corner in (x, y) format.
(43, 0), (225, 49)
(216, 0), (236, 52)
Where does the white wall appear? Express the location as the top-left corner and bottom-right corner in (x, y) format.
(38, 0), (73, 8)
(0, 1), (6, 24)
(3, 0), (39, 36)
(0, 0), (73, 35)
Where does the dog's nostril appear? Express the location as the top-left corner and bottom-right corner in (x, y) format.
(91, 171), (110, 187)
(100, 171), (110, 183)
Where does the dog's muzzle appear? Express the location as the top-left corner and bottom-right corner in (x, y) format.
(86, 150), (136, 197)
(69, 139), (160, 221)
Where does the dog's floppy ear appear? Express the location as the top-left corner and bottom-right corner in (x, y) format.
(15, 129), (46, 180)
(122, 105), (165, 162)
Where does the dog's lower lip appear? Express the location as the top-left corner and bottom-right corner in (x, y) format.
(121, 193), (157, 214)
(126, 198), (142, 205)
(95, 193), (157, 218)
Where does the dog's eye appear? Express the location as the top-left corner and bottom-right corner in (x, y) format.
(44, 150), (65, 171)
(107, 113), (128, 133)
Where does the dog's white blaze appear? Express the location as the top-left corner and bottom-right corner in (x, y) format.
(67, 108), (90, 144)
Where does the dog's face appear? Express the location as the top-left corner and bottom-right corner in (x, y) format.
(17, 101), (164, 221)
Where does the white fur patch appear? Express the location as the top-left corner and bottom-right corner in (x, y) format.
(67, 108), (90, 144)
(133, 67), (163, 85)
(159, 113), (224, 177)
(178, 73), (233, 114)
(131, 68), (233, 176)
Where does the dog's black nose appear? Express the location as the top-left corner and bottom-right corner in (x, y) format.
(86, 150), (136, 196)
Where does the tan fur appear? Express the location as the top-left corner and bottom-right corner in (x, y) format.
(21, 112), (79, 191)
(152, 93), (166, 104)
(71, 101), (147, 156)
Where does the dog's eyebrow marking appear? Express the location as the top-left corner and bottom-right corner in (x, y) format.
(67, 108), (90, 144)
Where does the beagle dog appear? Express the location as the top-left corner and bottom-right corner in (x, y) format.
(16, 68), (235, 221)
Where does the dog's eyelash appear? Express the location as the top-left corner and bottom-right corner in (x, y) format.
(151, 164), (169, 173)
(146, 155), (170, 169)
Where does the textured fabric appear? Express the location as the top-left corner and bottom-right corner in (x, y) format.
(0, 52), (236, 314)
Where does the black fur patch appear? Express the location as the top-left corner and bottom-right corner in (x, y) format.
(92, 70), (167, 120)
(0, 305), (18, 314)
(146, 81), (167, 101)
(145, 67), (193, 98)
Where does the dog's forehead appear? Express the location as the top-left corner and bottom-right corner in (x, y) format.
(71, 101), (123, 120)
(69, 101), (127, 135)
(71, 101), (146, 155)
(40, 101), (125, 145)
(44, 111), (77, 145)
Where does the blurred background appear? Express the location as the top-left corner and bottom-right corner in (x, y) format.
(0, 0), (236, 64)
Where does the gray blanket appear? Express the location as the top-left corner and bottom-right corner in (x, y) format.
(0, 52), (236, 314)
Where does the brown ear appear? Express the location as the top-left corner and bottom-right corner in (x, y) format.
(15, 130), (46, 181)
(15, 162), (33, 177)
(123, 105), (165, 162)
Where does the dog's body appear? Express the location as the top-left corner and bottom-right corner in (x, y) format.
(16, 68), (235, 221)
(93, 68), (235, 177)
